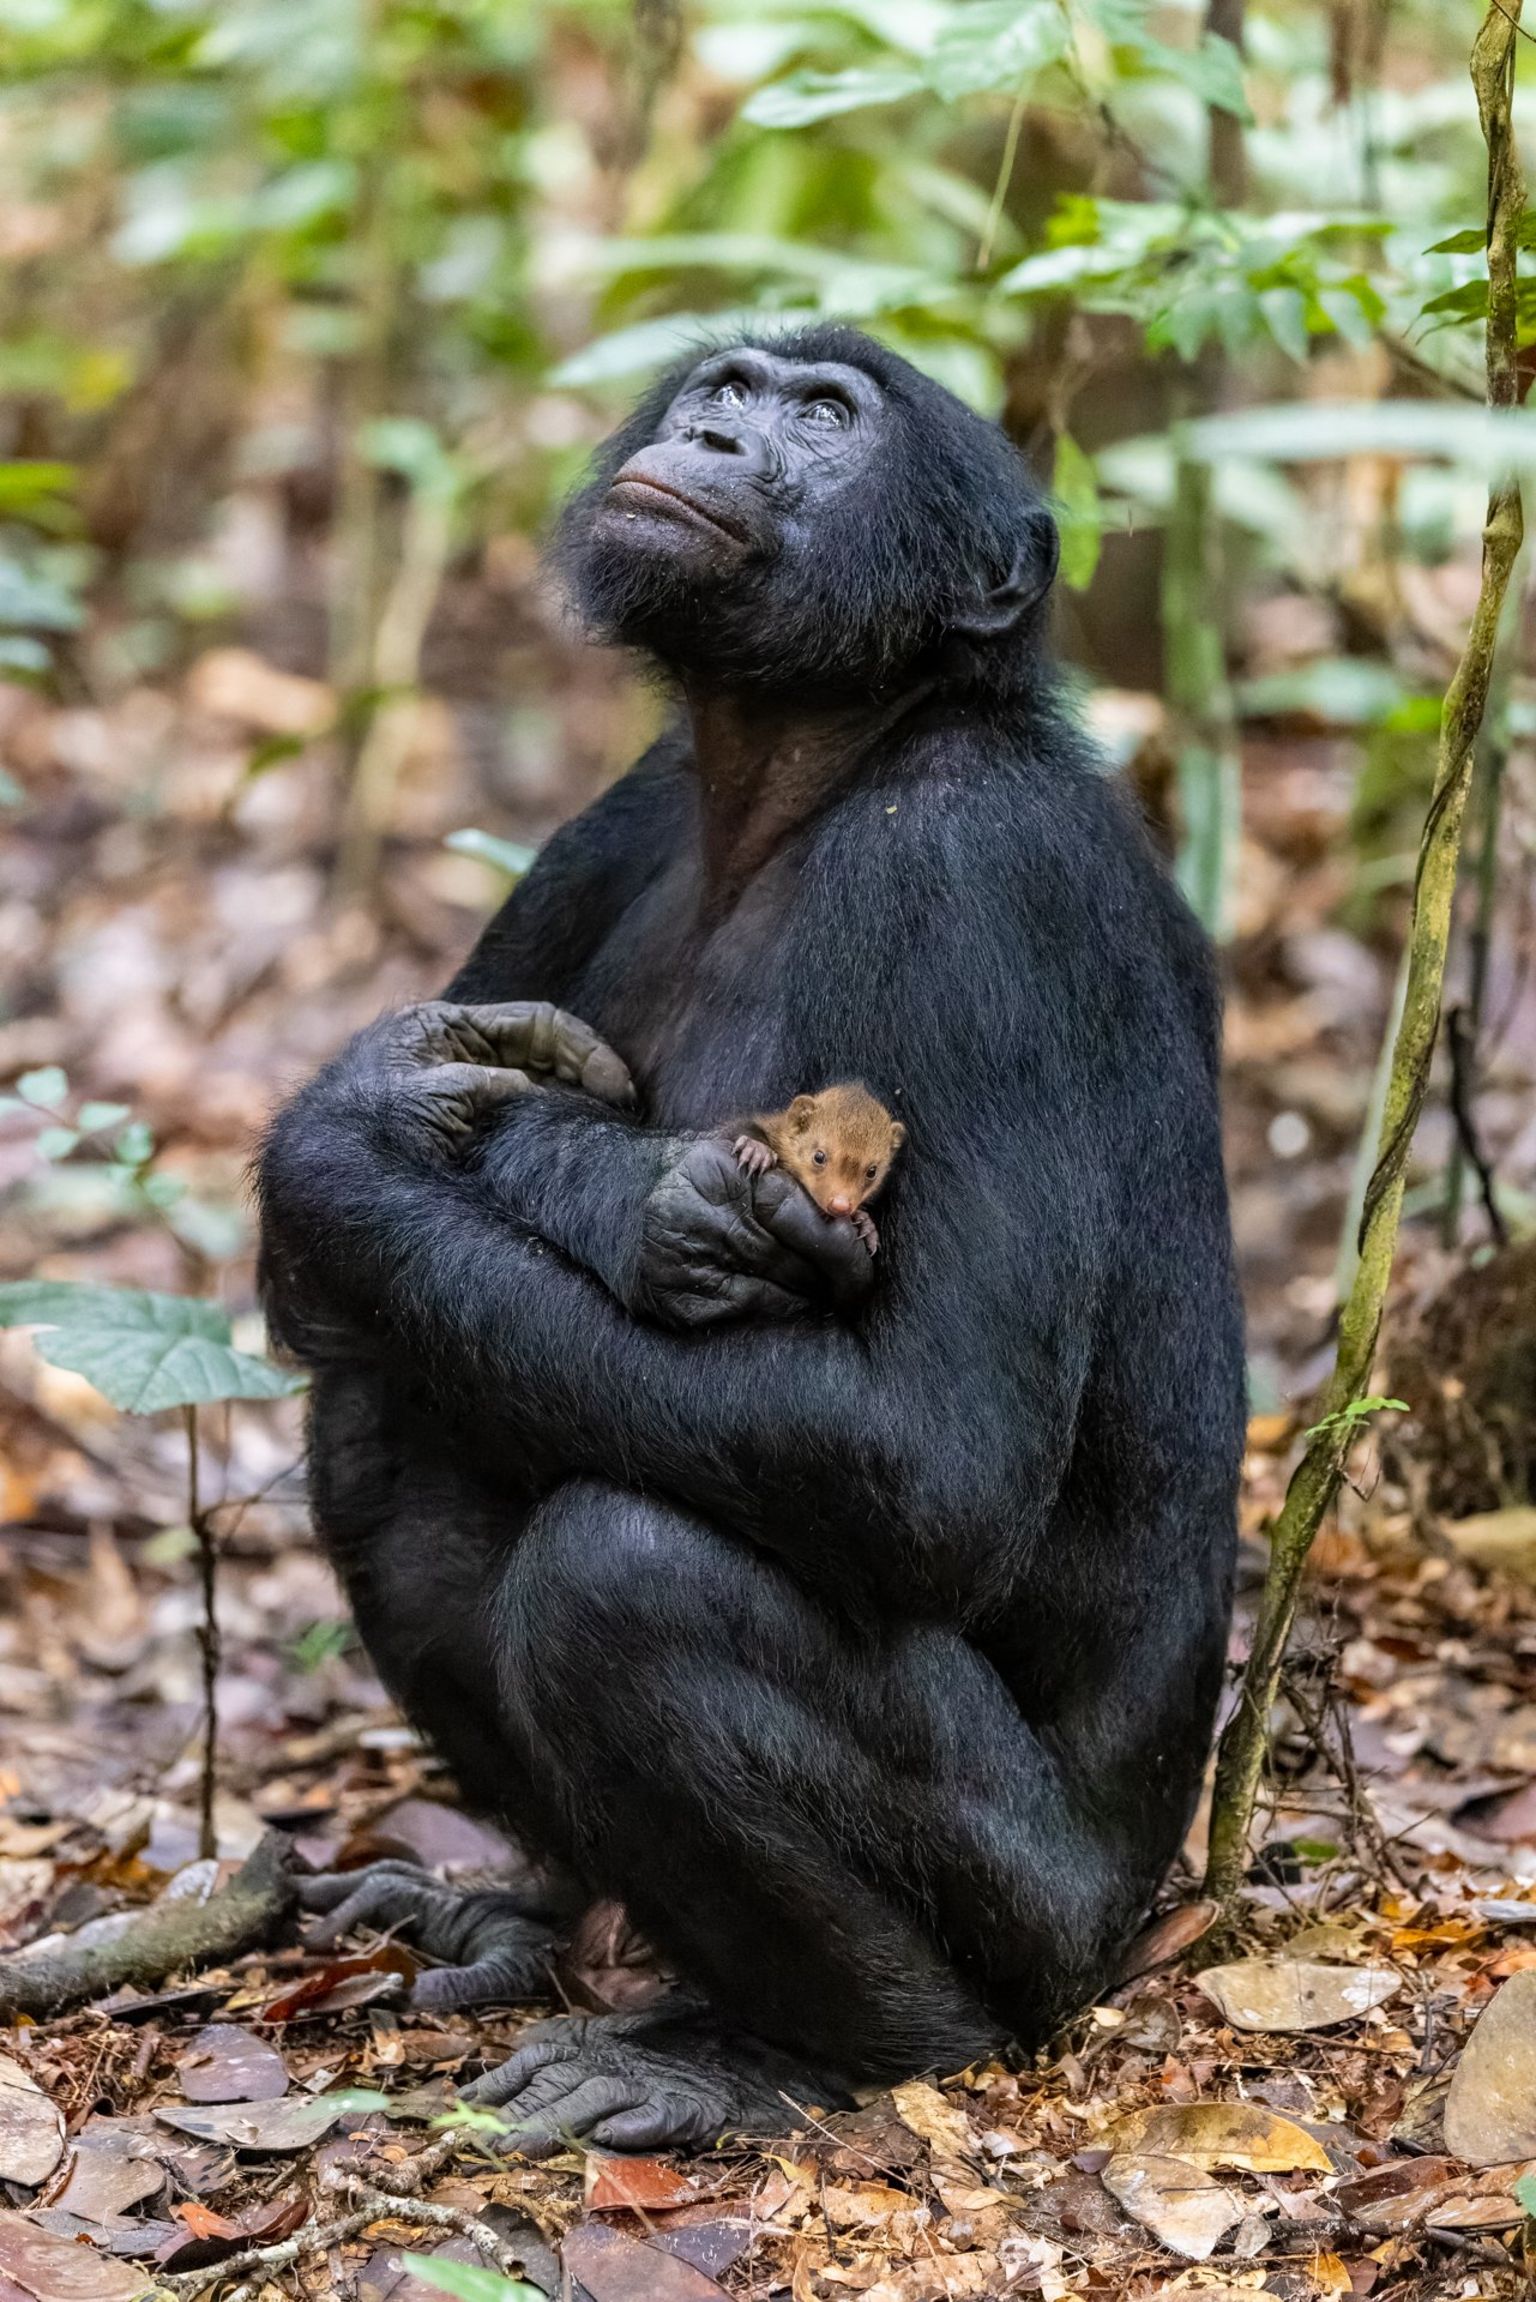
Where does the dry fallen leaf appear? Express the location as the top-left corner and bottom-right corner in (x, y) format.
(584, 2155), (697, 2212)
(154, 2096), (354, 2152)
(1194, 1956), (1400, 2032)
(562, 2220), (730, 2302)
(176, 2023), (289, 2104)
(1100, 2152), (1244, 2261)
(888, 2080), (974, 2160)
(1103, 2101), (1332, 2174)
(48, 2123), (165, 2226)
(0, 2057), (64, 2189)
(0, 2215), (155, 2301)
(1445, 1968), (1536, 2166)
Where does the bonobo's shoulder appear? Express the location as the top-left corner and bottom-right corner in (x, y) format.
(849, 696), (1163, 885)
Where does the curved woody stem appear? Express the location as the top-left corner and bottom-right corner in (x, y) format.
(1205, 0), (1528, 1907)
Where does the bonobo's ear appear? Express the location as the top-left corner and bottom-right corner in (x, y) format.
(948, 510), (1059, 642)
(889, 1121), (907, 1150)
(787, 1095), (816, 1132)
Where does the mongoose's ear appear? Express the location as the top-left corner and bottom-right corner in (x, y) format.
(787, 1095), (817, 1132)
(889, 1122), (907, 1150)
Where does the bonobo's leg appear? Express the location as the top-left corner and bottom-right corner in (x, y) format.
(466, 1480), (1136, 2150)
(296, 1364), (583, 2008)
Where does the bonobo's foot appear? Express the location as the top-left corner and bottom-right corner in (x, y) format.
(851, 1208), (880, 1255)
(733, 1134), (776, 1178)
(299, 1861), (556, 2012)
(467, 2003), (845, 2153)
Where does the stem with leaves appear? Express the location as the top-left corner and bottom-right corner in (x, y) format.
(1204, 0), (1528, 1909)
(185, 1403), (220, 1862)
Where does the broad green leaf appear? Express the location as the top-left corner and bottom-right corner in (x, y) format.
(445, 828), (539, 879)
(1122, 29), (1250, 119)
(1515, 2170), (1536, 2218)
(742, 64), (924, 127)
(1052, 433), (1102, 592)
(34, 1126), (78, 1161)
(1185, 400), (1536, 472)
(401, 2258), (543, 2302)
(923, 0), (1068, 100)
(77, 1101), (131, 1132)
(551, 309), (771, 388)
(17, 1067), (66, 1108)
(0, 554), (82, 632)
(0, 1282), (303, 1413)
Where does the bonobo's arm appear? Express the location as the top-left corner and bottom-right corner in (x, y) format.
(260, 1008), (1105, 1626)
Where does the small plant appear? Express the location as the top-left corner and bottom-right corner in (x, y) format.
(401, 2259), (543, 2302)
(1303, 1395), (1409, 1445)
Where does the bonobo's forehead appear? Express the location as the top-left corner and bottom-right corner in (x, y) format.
(672, 345), (885, 412)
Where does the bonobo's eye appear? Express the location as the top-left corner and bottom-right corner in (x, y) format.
(812, 1149), (828, 1167)
(866, 1163), (878, 1179)
(709, 378), (748, 410)
(803, 396), (850, 430)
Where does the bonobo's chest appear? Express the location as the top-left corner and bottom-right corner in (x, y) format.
(562, 844), (817, 1133)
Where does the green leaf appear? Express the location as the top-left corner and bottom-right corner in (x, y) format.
(1514, 2171), (1536, 2218)
(1427, 227), (1485, 255)
(114, 1120), (155, 1166)
(1052, 433), (1102, 592)
(0, 555), (81, 633)
(0, 461), (75, 518)
(923, 0), (1069, 100)
(401, 2258), (544, 2302)
(445, 828), (540, 879)
(1123, 28), (1250, 119)
(0, 1282), (304, 1413)
(17, 1066), (67, 1109)
(34, 1126), (78, 1161)
(77, 1101), (131, 1132)
(742, 64), (924, 127)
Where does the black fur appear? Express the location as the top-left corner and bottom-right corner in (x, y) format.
(258, 327), (1243, 2142)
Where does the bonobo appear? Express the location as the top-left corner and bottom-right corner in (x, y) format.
(258, 326), (1245, 2152)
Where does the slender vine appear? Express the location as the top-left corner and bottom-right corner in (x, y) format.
(1204, 0), (1528, 1907)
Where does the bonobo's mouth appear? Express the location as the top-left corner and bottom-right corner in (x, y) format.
(606, 475), (750, 543)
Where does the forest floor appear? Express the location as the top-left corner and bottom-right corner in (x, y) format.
(4, 638), (1536, 2301)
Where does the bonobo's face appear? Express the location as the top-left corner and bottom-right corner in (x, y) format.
(588, 346), (882, 583)
(559, 324), (1059, 696)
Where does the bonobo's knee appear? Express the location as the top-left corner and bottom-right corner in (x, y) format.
(495, 1482), (709, 1710)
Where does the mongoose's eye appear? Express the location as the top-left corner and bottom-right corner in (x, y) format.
(813, 1149), (827, 1167)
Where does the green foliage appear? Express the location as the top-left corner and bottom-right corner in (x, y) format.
(0, 1282), (304, 1413)
(1303, 1394), (1409, 1445)
(1051, 434), (1102, 593)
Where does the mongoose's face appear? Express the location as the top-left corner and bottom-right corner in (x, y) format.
(780, 1089), (905, 1219)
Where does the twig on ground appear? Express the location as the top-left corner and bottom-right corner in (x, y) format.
(161, 2127), (534, 2300)
(0, 1830), (294, 2021)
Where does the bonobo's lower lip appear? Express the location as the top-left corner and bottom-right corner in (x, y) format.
(607, 476), (749, 543)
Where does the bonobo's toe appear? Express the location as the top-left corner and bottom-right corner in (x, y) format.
(298, 1861), (555, 2010)
(466, 2008), (834, 2154)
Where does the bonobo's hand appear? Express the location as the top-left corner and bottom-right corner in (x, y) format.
(368, 999), (634, 1159)
(634, 1134), (876, 1329)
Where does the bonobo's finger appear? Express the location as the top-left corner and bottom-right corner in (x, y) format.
(410, 1938), (553, 2012)
(588, 2100), (685, 2151)
(499, 2074), (639, 2146)
(755, 1166), (877, 1313)
(297, 1861), (431, 1915)
(401, 1061), (536, 1154)
(303, 1872), (447, 1950)
(466, 2032), (574, 2107)
(418, 1001), (635, 1108)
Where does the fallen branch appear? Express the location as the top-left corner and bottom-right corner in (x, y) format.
(161, 2127), (535, 2300)
(0, 1831), (295, 2021)
(1204, 0), (1528, 1909)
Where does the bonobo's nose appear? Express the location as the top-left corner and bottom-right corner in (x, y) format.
(828, 1195), (854, 1217)
(678, 421), (772, 476)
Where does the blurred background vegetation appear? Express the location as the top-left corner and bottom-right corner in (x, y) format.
(2, 0), (1535, 1483)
